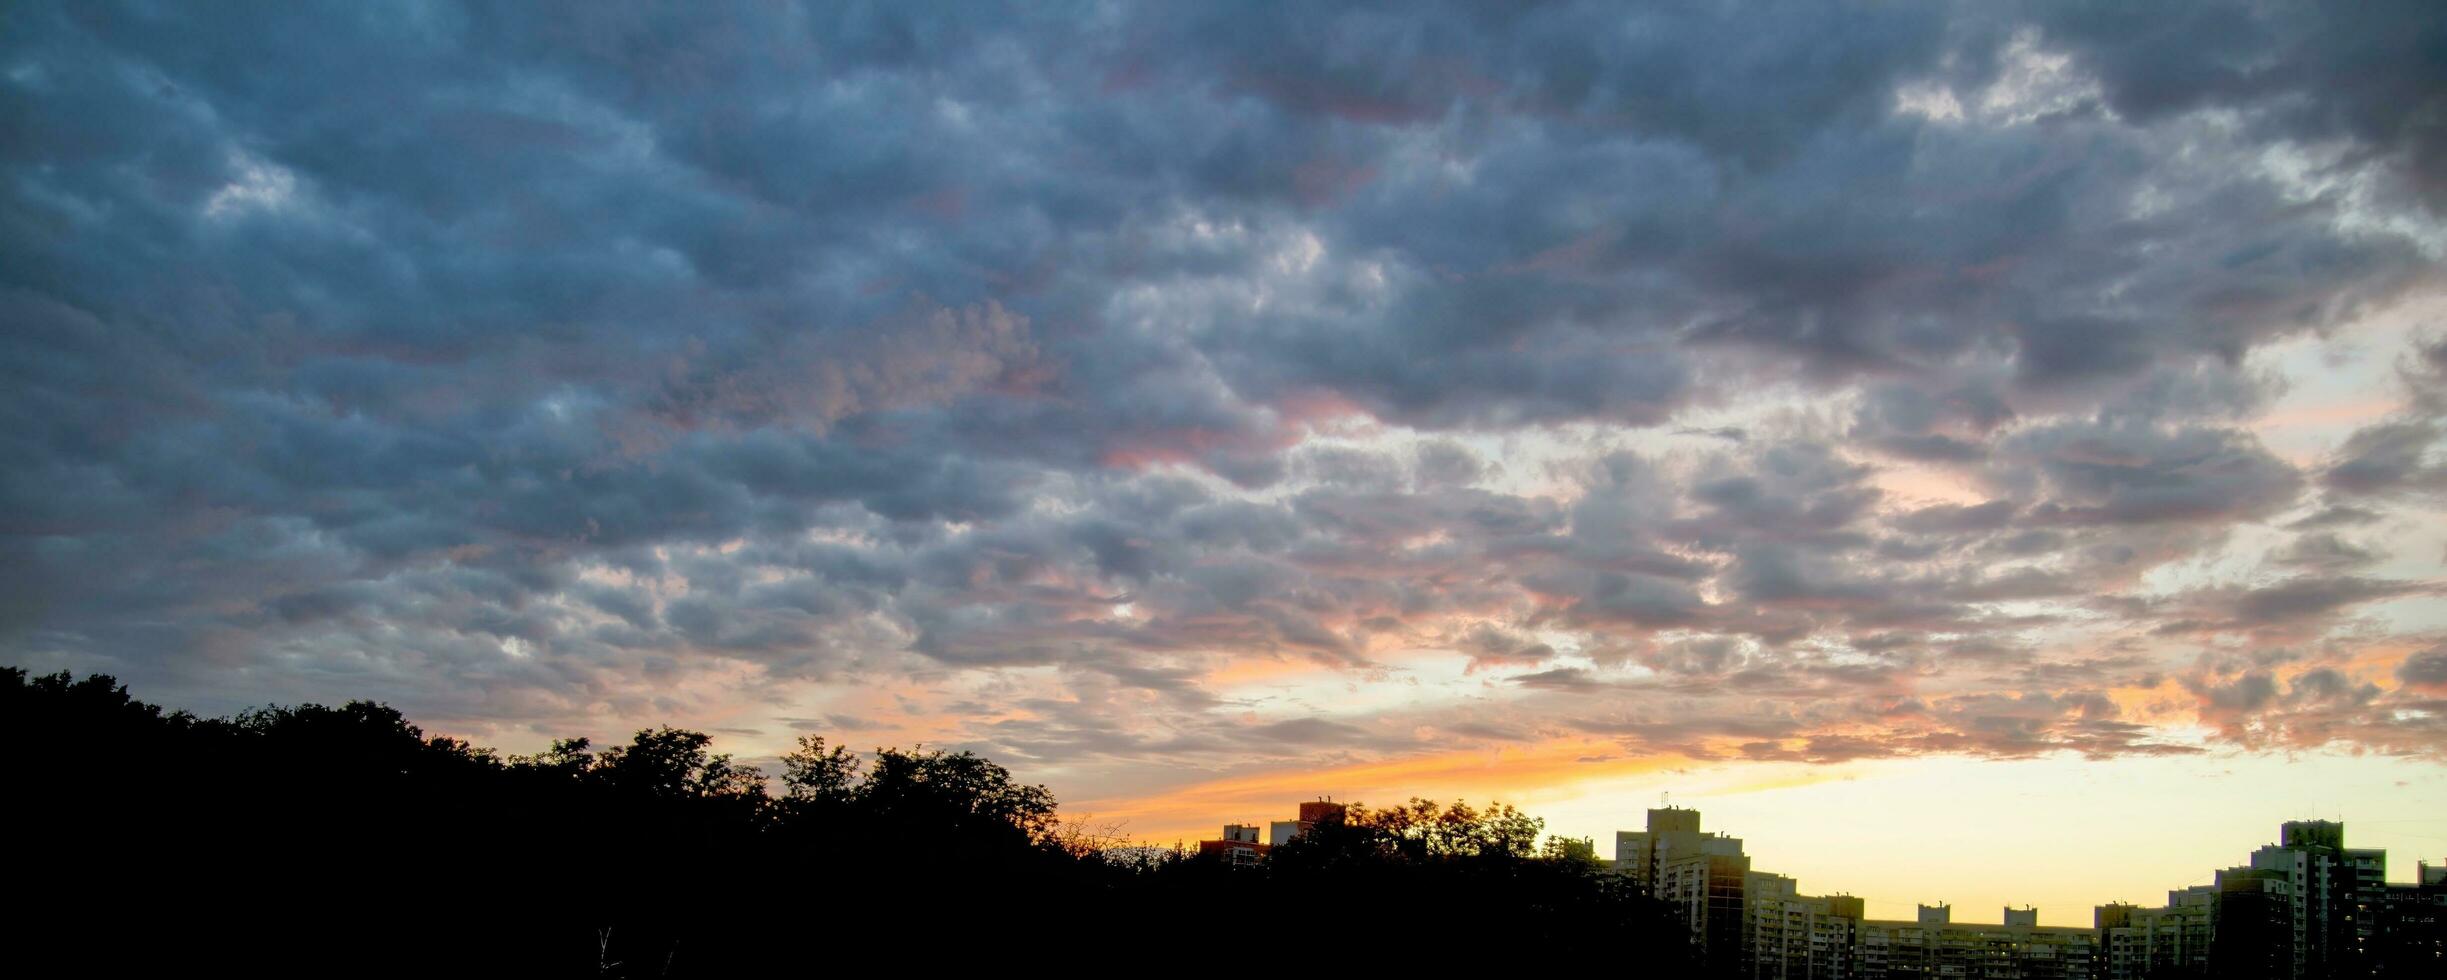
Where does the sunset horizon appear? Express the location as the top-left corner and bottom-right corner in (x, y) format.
(6, 0), (2446, 973)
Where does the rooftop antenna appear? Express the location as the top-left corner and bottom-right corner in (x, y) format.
(1662, 791), (1672, 808)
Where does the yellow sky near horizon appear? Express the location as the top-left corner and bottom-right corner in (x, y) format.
(1061, 745), (2447, 928)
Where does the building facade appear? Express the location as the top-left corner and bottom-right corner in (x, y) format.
(1746, 871), (1864, 980)
(1609, 809), (2440, 980)
(1270, 799), (1347, 845)
(1621, 808), (2098, 980)
(1847, 904), (2097, 980)
(1196, 822), (1270, 865)
(2096, 885), (2216, 980)
(1198, 799), (1348, 864)
(1619, 807), (1753, 977)
(2371, 861), (2444, 977)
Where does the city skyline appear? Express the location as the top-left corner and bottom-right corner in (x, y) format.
(6, 0), (2447, 939)
(1209, 796), (2442, 976)
(1180, 757), (2445, 929)
(14, 662), (2437, 973)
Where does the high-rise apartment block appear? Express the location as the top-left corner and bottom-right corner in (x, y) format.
(1618, 807), (1753, 976)
(1613, 808), (2445, 980)
(1617, 807), (2090, 979)
(2234, 820), (2386, 977)
(2093, 818), (2443, 980)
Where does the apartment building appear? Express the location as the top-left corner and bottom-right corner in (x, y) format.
(1621, 807), (2093, 980)
(2095, 885), (2216, 980)
(1851, 903), (2097, 980)
(1619, 807), (1753, 977)
(1745, 871), (1864, 980)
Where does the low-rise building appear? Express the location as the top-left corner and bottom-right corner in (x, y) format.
(1852, 904), (2097, 980)
(1196, 822), (1269, 865)
(1198, 799), (1347, 865)
(1270, 799), (1347, 845)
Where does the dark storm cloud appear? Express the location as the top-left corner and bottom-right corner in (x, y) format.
(1996, 421), (2305, 527)
(2402, 646), (2447, 693)
(4, 0), (2445, 770)
(2029, 0), (2447, 207)
(1851, 383), (2010, 463)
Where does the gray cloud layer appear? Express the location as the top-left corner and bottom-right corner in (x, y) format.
(4, 1), (2444, 778)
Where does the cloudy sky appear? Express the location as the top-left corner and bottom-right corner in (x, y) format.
(6, 1), (2446, 920)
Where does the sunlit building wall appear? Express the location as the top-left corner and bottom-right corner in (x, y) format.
(1615, 805), (1707, 886)
(1269, 799), (1347, 845)
(1197, 800), (1346, 864)
(1619, 807), (1751, 978)
(1195, 822), (1269, 865)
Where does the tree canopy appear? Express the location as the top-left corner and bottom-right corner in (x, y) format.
(3, 667), (1693, 974)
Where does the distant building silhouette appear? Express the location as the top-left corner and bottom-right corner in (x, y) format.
(2097, 818), (2445, 980)
(1611, 808), (2445, 980)
(2211, 866), (2299, 980)
(2254, 820), (2385, 977)
(1270, 799), (1346, 845)
(1196, 822), (1270, 865)
(2374, 860), (2445, 972)
(1616, 806), (1751, 976)
(1745, 871), (1864, 979)
(1850, 902), (2098, 980)
(1199, 798), (1345, 865)
(2096, 885), (2217, 979)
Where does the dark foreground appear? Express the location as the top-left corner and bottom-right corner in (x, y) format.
(2, 667), (1692, 974)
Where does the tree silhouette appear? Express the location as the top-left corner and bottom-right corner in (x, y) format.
(4, 667), (1703, 973)
(857, 744), (1058, 844)
(778, 734), (862, 802)
(597, 727), (764, 801)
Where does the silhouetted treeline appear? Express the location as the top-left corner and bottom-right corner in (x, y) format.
(3, 668), (1693, 974)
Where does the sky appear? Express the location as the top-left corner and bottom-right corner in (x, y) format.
(5, 1), (2447, 925)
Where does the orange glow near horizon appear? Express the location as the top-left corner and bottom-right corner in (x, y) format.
(1061, 742), (2447, 928)
(1068, 738), (1694, 845)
